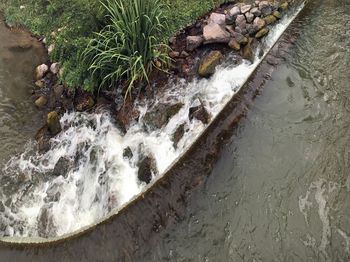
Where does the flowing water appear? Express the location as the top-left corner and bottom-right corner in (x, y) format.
(0, 3), (305, 239)
(139, 1), (350, 261)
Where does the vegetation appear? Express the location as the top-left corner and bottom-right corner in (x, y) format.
(83, 0), (170, 96)
(0, 0), (226, 93)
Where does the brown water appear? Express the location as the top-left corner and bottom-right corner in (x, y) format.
(0, 17), (46, 168)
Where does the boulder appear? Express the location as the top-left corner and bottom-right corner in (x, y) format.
(138, 155), (158, 184)
(255, 27), (269, 38)
(144, 103), (183, 130)
(52, 157), (71, 178)
(35, 64), (49, 80)
(172, 124), (185, 148)
(47, 111), (61, 135)
(253, 17), (266, 30)
(264, 15), (277, 25)
(240, 4), (252, 14)
(251, 7), (261, 17)
(35, 96), (47, 108)
(198, 51), (223, 78)
(186, 35), (204, 51)
(259, 1), (273, 16)
(279, 2), (289, 11)
(245, 12), (255, 23)
(228, 39), (241, 51)
(50, 63), (60, 74)
(189, 103), (211, 124)
(203, 23), (231, 44)
(208, 12), (226, 25)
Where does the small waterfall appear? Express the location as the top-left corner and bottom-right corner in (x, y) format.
(0, 4), (304, 238)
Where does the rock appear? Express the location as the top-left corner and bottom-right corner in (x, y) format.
(255, 27), (269, 38)
(35, 79), (45, 89)
(189, 103), (211, 124)
(264, 15), (277, 25)
(259, 1), (273, 16)
(228, 6), (241, 17)
(48, 44), (55, 54)
(53, 85), (64, 99)
(35, 126), (51, 152)
(143, 103), (183, 130)
(52, 157), (71, 178)
(279, 2), (289, 11)
(0, 201), (5, 212)
(138, 155), (158, 184)
(235, 15), (247, 31)
(203, 23), (231, 44)
(123, 147), (133, 159)
(241, 4), (252, 14)
(198, 51), (223, 78)
(228, 39), (241, 51)
(44, 182), (61, 203)
(234, 32), (249, 45)
(251, 7), (261, 16)
(242, 40), (254, 62)
(172, 124), (185, 148)
(245, 12), (255, 23)
(50, 63), (60, 74)
(226, 6), (241, 24)
(75, 94), (95, 111)
(37, 204), (56, 238)
(247, 24), (259, 35)
(273, 10), (282, 19)
(169, 36), (176, 45)
(208, 12), (226, 25)
(253, 17), (266, 30)
(35, 96), (47, 108)
(35, 64), (49, 80)
(47, 111), (61, 135)
(186, 35), (204, 51)
(180, 51), (190, 58)
(169, 51), (180, 59)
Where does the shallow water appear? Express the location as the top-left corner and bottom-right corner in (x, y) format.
(140, 1), (350, 261)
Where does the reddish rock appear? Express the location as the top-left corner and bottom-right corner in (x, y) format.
(203, 23), (231, 44)
(186, 35), (204, 51)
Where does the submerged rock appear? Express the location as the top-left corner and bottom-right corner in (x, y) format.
(189, 102), (211, 124)
(143, 102), (183, 130)
(172, 123), (185, 148)
(52, 157), (71, 178)
(198, 51), (223, 78)
(203, 23), (231, 44)
(47, 111), (61, 135)
(123, 147), (133, 159)
(35, 64), (49, 80)
(37, 203), (56, 238)
(138, 155), (158, 184)
(186, 35), (204, 51)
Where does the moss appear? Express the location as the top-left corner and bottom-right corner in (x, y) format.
(1, 0), (227, 91)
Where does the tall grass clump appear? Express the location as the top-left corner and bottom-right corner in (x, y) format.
(83, 0), (170, 97)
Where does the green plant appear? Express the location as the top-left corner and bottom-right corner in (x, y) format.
(83, 0), (170, 97)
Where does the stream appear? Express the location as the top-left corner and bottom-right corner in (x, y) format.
(0, 0), (349, 261)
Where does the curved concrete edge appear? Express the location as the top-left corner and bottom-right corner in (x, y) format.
(0, 0), (307, 246)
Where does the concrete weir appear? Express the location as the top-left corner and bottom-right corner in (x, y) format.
(0, 1), (306, 261)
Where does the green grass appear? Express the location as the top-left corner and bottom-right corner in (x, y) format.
(0, 0), (226, 93)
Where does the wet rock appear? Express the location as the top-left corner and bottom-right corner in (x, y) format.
(115, 100), (140, 133)
(240, 4), (252, 14)
(189, 102), (210, 124)
(198, 50), (223, 78)
(273, 10), (282, 19)
(35, 64), (49, 80)
(37, 204), (56, 238)
(35, 96), (47, 108)
(143, 102), (183, 130)
(50, 63), (60, 74)
(138, 155), (158, 184)
(47, 111), (61, 135)
(259, 1), (273, 16)
(245, 12), (255, 23)
(123, 147), (133, 159)
(279, 2), (289, 11)
(228, 39), (241, 51)
(35, 79), (45, 89)
(255, 27), (269, 38)
(203, 23), (231, 44)
(44, 182), (62, 202)
(186, 35), (204, 52)
(208, 12), (226, 25)
(235, 15), (247, 31)
(234, 32), (249, 45)
(242, 39), (254, 62)
(0, 201), (5, 213)
(75, 93), (95, 112)
(172, 124), (185, 148)
(35, 126), (51, 152)
(253, 17), (266, 31)
(250, 7), (261, 17)
(169, 51), (180, 59)
(264, 15), (277, 25)
(52, 157), (71, 178)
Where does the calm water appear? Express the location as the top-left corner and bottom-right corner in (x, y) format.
(142, 1), (350, 261)
(0, 17), (46, 168)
